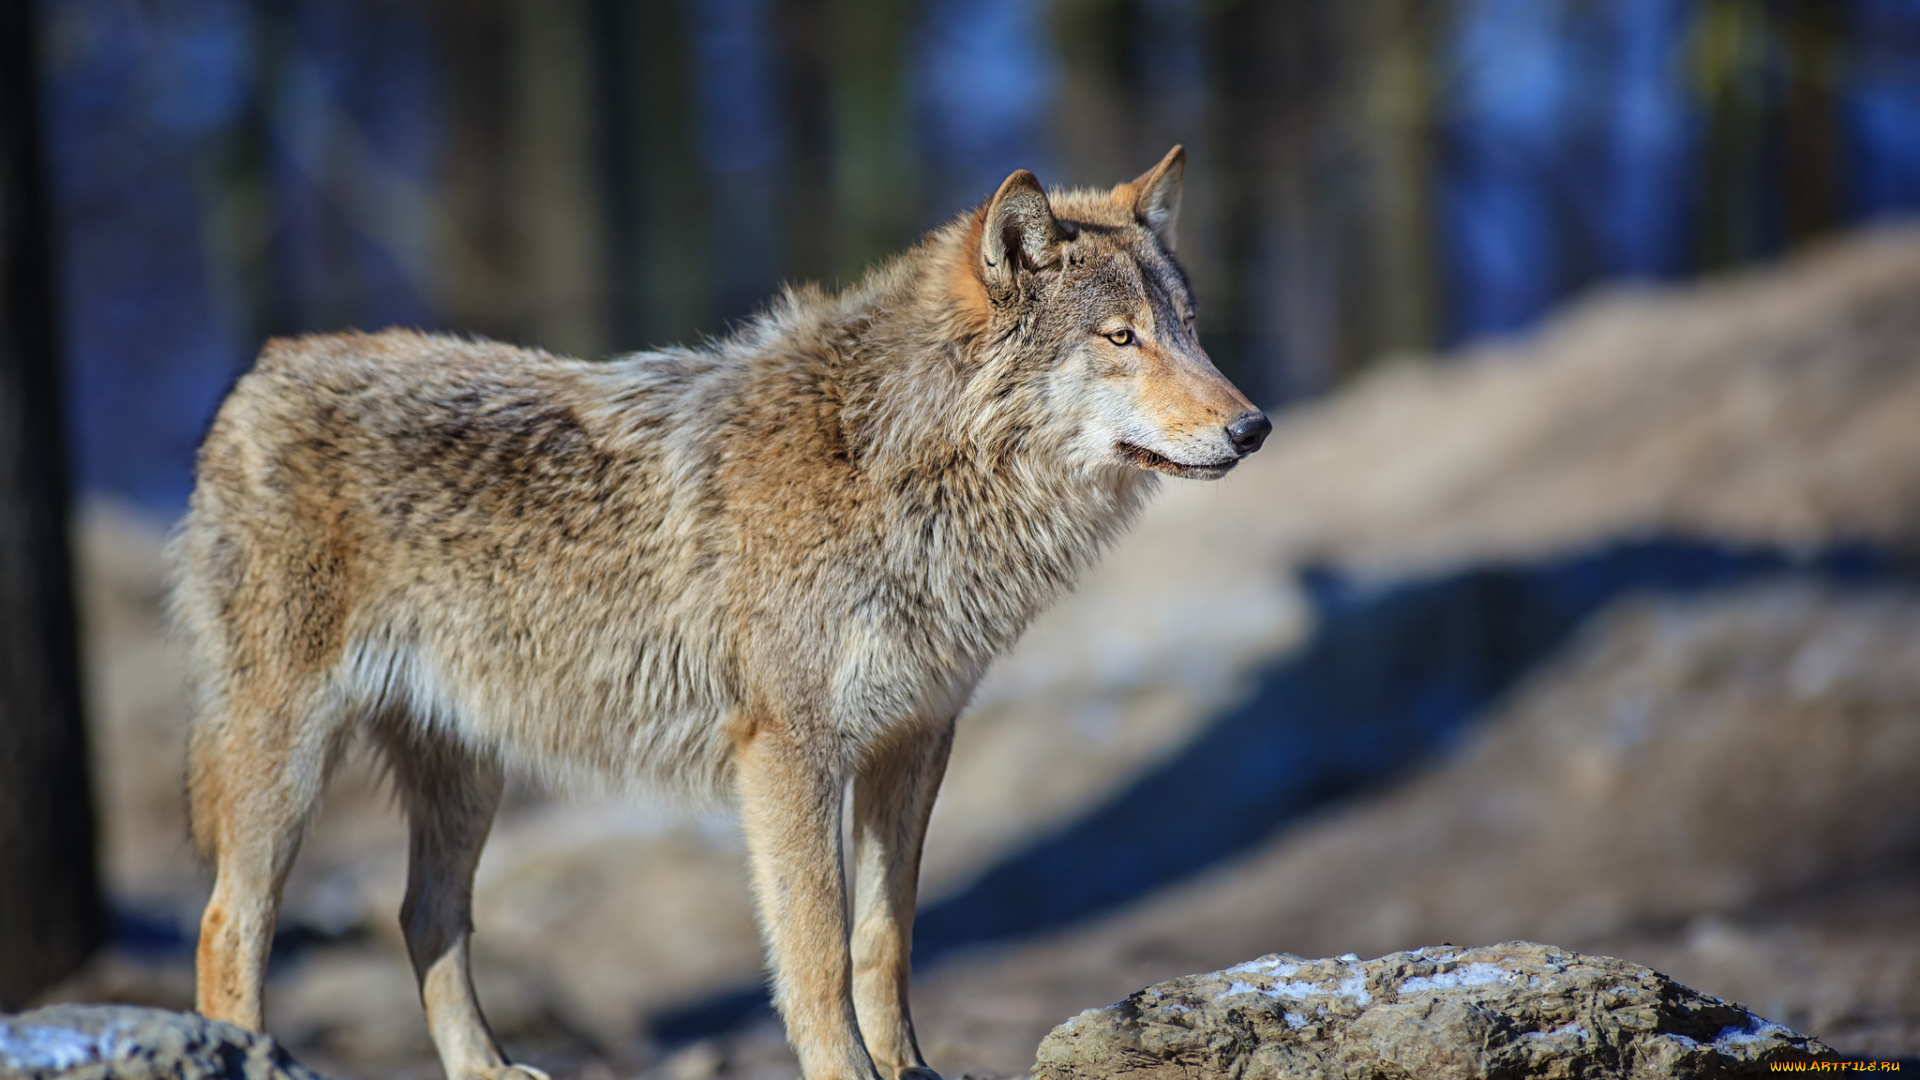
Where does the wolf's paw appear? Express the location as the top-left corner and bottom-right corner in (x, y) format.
(897, 1068), (943, 1080)
(479, 1066), (549, 1080)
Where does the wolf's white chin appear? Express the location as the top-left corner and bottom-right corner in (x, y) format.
(1113, 440), (1238, 479)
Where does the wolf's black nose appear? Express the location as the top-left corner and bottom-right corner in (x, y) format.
(1226, 411), (1271, 455)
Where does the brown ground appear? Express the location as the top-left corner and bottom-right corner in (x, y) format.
(41, 224), (1920, 1078)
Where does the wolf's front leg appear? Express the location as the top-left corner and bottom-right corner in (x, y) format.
(735, 716), (882, 1080)
(849, 719), (954, 1080)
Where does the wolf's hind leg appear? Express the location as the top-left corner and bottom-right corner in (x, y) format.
(191, 690), (343, 1031)
(849, 720), (953, 1080)
(382, 726), (545, 1080)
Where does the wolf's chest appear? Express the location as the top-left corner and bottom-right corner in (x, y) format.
(818, 543), (1080, 735)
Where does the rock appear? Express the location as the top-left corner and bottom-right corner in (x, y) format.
(0, 1004), (328, 1080)
(1032, 942), (1835, 1080)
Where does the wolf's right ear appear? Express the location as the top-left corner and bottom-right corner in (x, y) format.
(978, 170), (1059, 301)
(1126, 145), (1184, 252)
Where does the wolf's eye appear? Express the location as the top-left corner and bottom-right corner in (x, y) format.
(1105, 328), (1135, 346)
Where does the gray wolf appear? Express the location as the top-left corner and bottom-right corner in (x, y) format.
(175, 146), (1268, 1080)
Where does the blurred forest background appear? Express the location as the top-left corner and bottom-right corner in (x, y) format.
(37, 0), (1920, 513)
(15, 1), (1920, 1078)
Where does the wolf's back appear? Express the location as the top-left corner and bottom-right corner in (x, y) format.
(171, 328), (749, 797)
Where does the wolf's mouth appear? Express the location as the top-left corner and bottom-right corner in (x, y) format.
(1115, 441), (1237, 479)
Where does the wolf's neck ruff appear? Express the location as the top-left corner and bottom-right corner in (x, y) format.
(772, 220), (1156, 645)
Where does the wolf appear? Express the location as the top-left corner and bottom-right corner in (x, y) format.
(175, 146), (1268, 1080)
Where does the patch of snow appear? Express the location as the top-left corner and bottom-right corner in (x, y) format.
(1283, 1012), (1309, 1030)
(1273, 974), (1371, 1006)
(0, 1020), (136, 1072)
(1274, 977), (1343, 1003)
(1220, 973), (1372, 1007)
(1525, 1023), (1589, 1041)
(1333, 974), (1372, 1005)
(1227, 957), (1298, 978)
(1398, 963), (1514, 994)
(1711, 1017), (1794, 1048)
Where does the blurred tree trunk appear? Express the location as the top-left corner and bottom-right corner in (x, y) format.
(632, 0), (706, 347)
(1212, 0), (1341, 404)
(777, 0), (838, 285)
(1347, 0), (1435, 362)
(824, 0), (916, 282)
(1778, 0), (1844, 246)
(591, 0), (705, 350)
(589, 0), (646, 350)
(427, 0), (606, 359)
(429, 0), (521, 342)
(505, 0), (607, 358)
(0, 0), (105, 1009)
(1050, 0), (1151, 198)
(1209, 0), (1285, 403)
(1694, 0), (1770, 268)
(201, 0), (289, 359)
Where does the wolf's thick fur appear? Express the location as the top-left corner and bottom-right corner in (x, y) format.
(176, 148), (1265, 1080)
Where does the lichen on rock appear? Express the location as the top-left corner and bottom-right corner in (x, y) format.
(1032, 942), (1834, 1080)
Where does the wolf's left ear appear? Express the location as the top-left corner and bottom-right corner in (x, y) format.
(979, 169), (1059, 301)
(1125, 145), (1185, 252)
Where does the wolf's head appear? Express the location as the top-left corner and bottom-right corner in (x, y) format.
(955, 146), (1268, 480)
